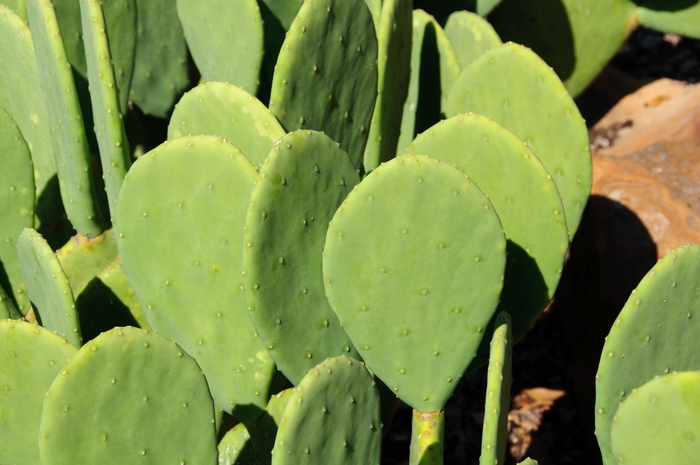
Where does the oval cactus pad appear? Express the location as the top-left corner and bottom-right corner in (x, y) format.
(445, 42), (591, 237)
(323, 155), (506, 411)
(0, 320), (77, 465)
(272, 356), (382, 465)
(39, 327), (217, 465)
(168, 81), (285, 167)
(405, 114), (568, 343)
(268, 0), (378, 169)
(595, 244), (700, 465)
(244, 130), (360, 385)
(116, 135), (275, 423)
(610, 371), (700, 465)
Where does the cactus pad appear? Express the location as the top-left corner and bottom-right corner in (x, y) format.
(177, 0), (264, 95)
(243, 130), (360, 384)
(443, 10), (502, 69)
(55, 230), (119, 296)
(445, 42), (591, 237)
(637, 2), (700, 39)
(17, 228), (82, 347)
(219, 423), (257, 465)
(0, 320), (77, 465)
(610, 371), (700, 465)
(38, 327), (217, 464)
(250, 388), (293, 465)
(116, 135), (275, 423)
(405, 114), (568, 343)
(595, 244), (700, 465)
(271, 356), (382, 465)
(168, 82), (285, 167)
(0, 107), (34, 314)
(268, 0), (378, 169)
(323, 155), (506, 412)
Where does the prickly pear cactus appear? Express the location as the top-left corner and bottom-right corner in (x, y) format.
(271, 356), (382, 465)
(168, 82), (285, 167)
(637, 2), (700, 39)
(259, 0), (303, 30)
(480, 312), (512, 465)
(177, 0), (264, 95)
(323, 155), (506, 412)
(250, 388), (293, 465)
(17, 228), (82, 347)
(219, 423), (257, 465)
(405, 114), (568, 344)
(243, 130), (360, 384)
(0, 107), (34, 315)
(0, 283), (19, 318)
(38, 327), (218, 464)
(595, 244), (700, 465)
(116, 135), (276, 423)
(445, 42), (591, 237)
(610, 370), (700, 465)
(55, 231), (119, 296)
(268, 0), (378, 169)
(0, 320), (77, 465)
(443, 10), (502, 70)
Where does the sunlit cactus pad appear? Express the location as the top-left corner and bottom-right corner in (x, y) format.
(595, 244), (700, 465)
(323, 155), (506, 412)
(0, 320), (77, 465)
(38, 327), (217, 465)
(611, 371), (700, 465)
(244, 130), (360, 384)
(116, 135), (275, 423)
(272, 356), (381, 465)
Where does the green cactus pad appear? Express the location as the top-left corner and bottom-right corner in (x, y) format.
(219, 423), (257, 465)
(395, 9), (461, 156)
(168, 82), (285, 167)
(362, 0), (412, 173)
(637, 2), (700, 39)
(250, 388), (293, 465)
(52, 0), (136, 114)
(405, 114), (568, 343)
(488, 0), (636, 98)
(0, 320), (77, 465)
(0, 5), (60, 223)
(38, 326), (217, 464)
(518, 459), (539, 465)
(595, 244), (700, 465)
(268, 0), (378, 169)
(409, 411), (445, 465)
(445, 42), (591, 237)
(0, 107), (34, 314)
(177, 0), (264, 95)
(0, 282), (20, 319)
(17, 228), (82, 347)
(27, 0), (104, 237)
(259, 0), (303, 30)
(475, 0), (503, 16)
(480, 312), (512, 465)
(91, 256), (151, 331)
(116, 135), (275, 423)
(129, 0), (190, 117)
(610, 371), (700, 465)
(243, 130), (360, 384)
(2, 0), (27, 19)
(79, 0), (131, 220)
(271, 356), (382, 465)
(56, 230), (119, 296)
(323, 155), (506, 412)
(443, 10), (502, 70)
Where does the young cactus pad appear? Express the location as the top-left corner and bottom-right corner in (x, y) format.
(610, 371), (700, 465)
(17, 228), (82, 347)
(443, 10), (502, 70)
(0, 320), (77, 465)
(480, 312), (513, 465)
(55, 230), (119, 296)
(445, 42), (591, 237)
(250, 388), (294, 465)
(177, 0), (263, 95)
(362, 0), (412, 173)
(168, 81), (285, 167)
(405, 114), (568, 344)
(38, 327), (217, 465)
(323, 155), (506, 412)
(0, 107), (34, 314)
(271, 356), (382, 465)
(116, 135), (275, 423)
(595, 244), (700, 465)
(218, 423), (257, 465)
(243, 130), (360, 385)
(27, 0), (104, 237)
(268, 0), (378, 170)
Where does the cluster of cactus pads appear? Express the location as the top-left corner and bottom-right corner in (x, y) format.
(0, 0), (689, 463)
